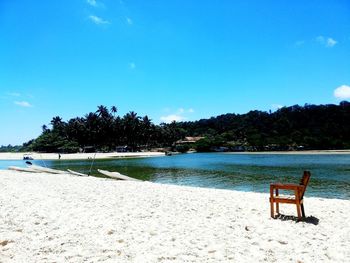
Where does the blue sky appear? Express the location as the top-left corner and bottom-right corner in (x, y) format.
(1, 0), (350, 145)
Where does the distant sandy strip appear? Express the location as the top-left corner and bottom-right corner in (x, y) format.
(225, 150), (350, 155)
(0, 152), (164, 160)
(0, 170), (349, 262)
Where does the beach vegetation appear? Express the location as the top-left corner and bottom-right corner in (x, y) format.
(175, 144), (190, 153)
(19, 101), (350, 153)
(0, 144), (22, 152)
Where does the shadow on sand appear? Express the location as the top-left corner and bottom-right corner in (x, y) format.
(276, 214), (319, 225)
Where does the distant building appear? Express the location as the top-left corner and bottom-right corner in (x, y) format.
(175, 137), (205, 145)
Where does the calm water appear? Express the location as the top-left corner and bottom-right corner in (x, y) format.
(1, 153), (350, 199)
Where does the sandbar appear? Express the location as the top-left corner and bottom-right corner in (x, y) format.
(0, 151), (165, 160)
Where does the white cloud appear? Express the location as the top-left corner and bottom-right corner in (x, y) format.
(160, 114), (186, 123)
(89, 15), (109, 25)
(126, 17), (133, 25)
(128, 62), (136, 69)
(271, 104), (283, 111)
(316, 35), (337, 48)
(334, 85), (350, 99)
(87, 0), (97, 6)
(160, 108), (195, 123)
(14, 101), (33, 107)
(176, 108), (194, 114)
(326, 38), (337, 47)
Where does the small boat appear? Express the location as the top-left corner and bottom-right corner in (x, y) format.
(8, 166), (42, 173)
(27, 164), (67, 174)
(165, 151), (181, 156)
(67, 169), (89, 177)
(97, 169), (141, 181)
(23, 154), (34, 160)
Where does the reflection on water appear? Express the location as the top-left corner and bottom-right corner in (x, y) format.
(1, 153), (349, 199)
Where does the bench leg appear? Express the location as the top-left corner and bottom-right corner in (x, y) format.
(275, 189), (279, 215)
(296, 203), (302, 219)
(301, 204), (305, 218)
(270, 201), (274, 218)
(270, 186), (275, 219)
(295, 190), (302, 220)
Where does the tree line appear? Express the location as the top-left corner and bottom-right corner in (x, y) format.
(176, 101), (350, 151)
(16, 101), (350, 153)
(23, 105), (184, 153)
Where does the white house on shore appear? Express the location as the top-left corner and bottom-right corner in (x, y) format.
(175, 137), (204, 145)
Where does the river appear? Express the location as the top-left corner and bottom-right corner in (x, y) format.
(1, 153), (349, 199)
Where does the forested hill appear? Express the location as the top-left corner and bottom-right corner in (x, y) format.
(176, 101), (350, 151)
(20, 101), (350, 153)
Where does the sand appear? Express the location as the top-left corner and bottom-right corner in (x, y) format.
(0, 170), (349, 262)
(0, 151), (164, 160)
(225, 150), (350, 155)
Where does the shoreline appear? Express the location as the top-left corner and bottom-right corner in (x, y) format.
(2, 149), (350, 160)
(0, 151), (165, 160)
(1, 170), (349, 262)
(224, 149), (350, 155)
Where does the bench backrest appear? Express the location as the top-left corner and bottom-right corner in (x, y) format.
(299, 170), (311, 199)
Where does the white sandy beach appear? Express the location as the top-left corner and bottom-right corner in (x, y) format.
(0, 151), (164, 160)
(0, 170), (349, 262)
(225, 150), (350, 155)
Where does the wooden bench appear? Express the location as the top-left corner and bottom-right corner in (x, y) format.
(270, 171), (311, 219)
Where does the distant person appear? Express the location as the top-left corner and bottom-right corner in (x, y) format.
(58, 153), (61, 160)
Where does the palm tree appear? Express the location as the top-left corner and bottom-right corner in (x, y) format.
(127, 111), (138, 120)
(140, 115), (152, 148)
(84, 112), (99, 146)
(42, 124), (49, 133)
(122, 111), (141, 151)
(50, 116), (66, 137)
(96, 105), (111, 119)
(111, 106), (118, 118)
(50, 116), (63, 128)
(142, 115), (151, 126)
(66, 117), (85, 146)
